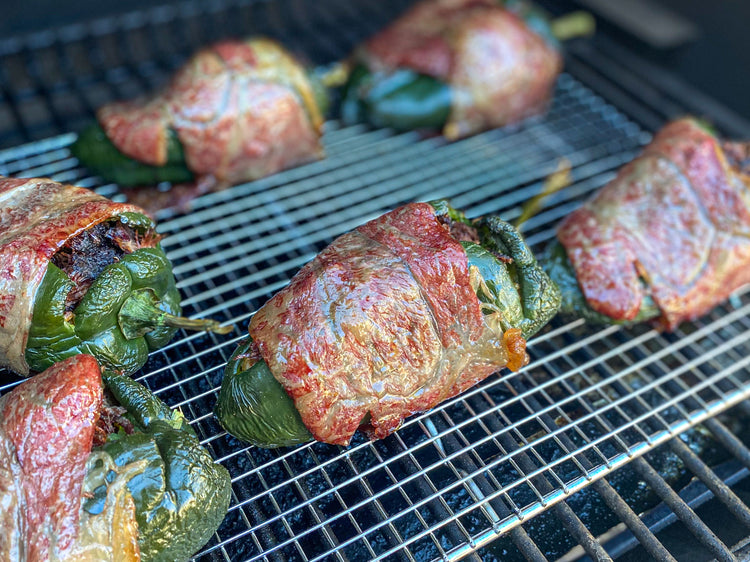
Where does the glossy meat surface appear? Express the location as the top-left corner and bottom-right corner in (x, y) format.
(250, 202), (523, 445)
(0, 355), (102, 561)
(0, 177), (145, 375)
(557, 118), (750, 329)
(98, 38), (323, 186)
(361, 0), (562, 138)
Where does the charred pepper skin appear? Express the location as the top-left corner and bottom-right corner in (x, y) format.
(93, 371), (232, 562)
(25, 212), (229, 375)
(215, 201), (560, 448)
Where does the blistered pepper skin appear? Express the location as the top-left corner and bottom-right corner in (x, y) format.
(100, 372), (232, 562)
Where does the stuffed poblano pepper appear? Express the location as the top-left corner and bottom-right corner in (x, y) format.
(544, 117), (750, 331)
(0, 354), (231, 561)
(216, 200), (561, 447)
(0, 176), (230, 377)
(341, 0), (563, 139)
(71, 38), (326, 213)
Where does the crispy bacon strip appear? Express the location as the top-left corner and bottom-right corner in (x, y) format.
(0, 177), (147, 375)
(249, 202), (524, 445)
(98, 38), (324, 187)
(361, 0), (562, 138)
(557, 118), (750, 330)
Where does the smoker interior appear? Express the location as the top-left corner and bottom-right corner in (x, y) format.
(2, 1), (750, 560)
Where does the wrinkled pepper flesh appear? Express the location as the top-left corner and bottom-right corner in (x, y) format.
(341, 0), (562, 139)
(71, 38), (326, 212)
(0, 176), (230, 377)
(544, 117), (750, 330)
(216, 200), (560, 448)
(0, 354), (231, 562)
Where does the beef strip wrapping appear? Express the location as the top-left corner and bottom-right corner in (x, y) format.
(557, 118), (750, 329)
(97, 38), (324, 189)
(360, 0), (562, 138)
(0, 355), (103, 561)
(249, 202), (527, 445)
(0, 177), (147, 375)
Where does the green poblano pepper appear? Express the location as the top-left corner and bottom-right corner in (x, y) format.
(71, 124), (195, 187)
(216, 201), (561, 448)
(25, 212), (230, 375)
(340, 65), (453, 132)
(84, 372), (232, 562)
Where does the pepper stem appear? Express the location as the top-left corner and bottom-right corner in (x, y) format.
(118, 288), (233, 340)
(550, 11), (596, 41)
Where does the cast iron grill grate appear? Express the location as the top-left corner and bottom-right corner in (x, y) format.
(2, 1), (750, 560)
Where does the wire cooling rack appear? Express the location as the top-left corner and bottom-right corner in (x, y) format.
(2, 0), (750, 560)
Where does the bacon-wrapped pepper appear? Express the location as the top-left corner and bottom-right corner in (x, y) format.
(71, 38), (325, 212)
(216, 200), (560, 447)
(341, 0), (562, 139)
(0, 176), (230, 377)
(544, 118), (750, 330)
(0, 354), (231, 561)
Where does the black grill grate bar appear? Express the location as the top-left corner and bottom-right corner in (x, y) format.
(505, 378), (622, 562)
(631, 457), (736, 562)
(465, 388), (614, 562)
(334, 450), (412, 561)
(420, 416), (546, 561)
(572, 328), (750, 561)
(554, 337), (741, 561)
(536, 357), (675, 559)
(667, 432), (750, 531)
(360, 446), (421, 562)
(704, 418), (750, 472)
(589, 479), (678, 562)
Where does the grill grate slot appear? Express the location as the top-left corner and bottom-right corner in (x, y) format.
(2, 1), (750, 560)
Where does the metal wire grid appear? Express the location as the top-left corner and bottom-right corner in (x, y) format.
(2, 58), (750, 559)
(1, 1), (750, 560)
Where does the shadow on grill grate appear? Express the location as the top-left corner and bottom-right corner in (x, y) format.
(2, 0), (750, 560)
